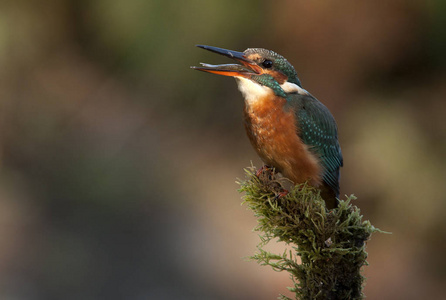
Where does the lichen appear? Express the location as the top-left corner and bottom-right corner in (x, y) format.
(238, 166), (381, 300)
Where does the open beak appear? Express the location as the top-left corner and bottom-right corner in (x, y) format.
(191, 45), (262, 77)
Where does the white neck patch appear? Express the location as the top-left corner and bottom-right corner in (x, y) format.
(280, 81), (309, 95)
(235, 77), (271, 105)
(235, 77), (309, 105)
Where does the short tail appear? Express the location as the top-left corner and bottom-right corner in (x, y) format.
(320, 183), (338, 209)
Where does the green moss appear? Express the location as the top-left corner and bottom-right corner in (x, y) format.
(238, 167), (381, 300)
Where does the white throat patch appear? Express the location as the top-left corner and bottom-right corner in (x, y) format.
(235, 77), (271, 105)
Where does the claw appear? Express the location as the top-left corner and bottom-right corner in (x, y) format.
(256, 165), (271, 177)
(275, 189), (289, 199)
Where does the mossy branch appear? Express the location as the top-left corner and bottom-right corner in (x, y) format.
(238, 166), (381, 300)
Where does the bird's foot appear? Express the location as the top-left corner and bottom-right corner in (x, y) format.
(255, 165), (288, 196)
(256, 165), (278, 187)
(275, 189), (289, 199)
(256, 165), (274, 178)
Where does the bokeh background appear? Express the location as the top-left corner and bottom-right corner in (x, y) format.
(1, 0), (445, 299)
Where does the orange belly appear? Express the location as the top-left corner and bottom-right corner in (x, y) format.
(244, 94), (322, 187)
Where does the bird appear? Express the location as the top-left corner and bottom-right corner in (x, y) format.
(191, 45), (343, 209)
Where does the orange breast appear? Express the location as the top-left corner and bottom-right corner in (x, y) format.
(244, 94), (322, 187)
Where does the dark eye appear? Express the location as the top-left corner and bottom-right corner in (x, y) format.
(262, 59), (273, 68)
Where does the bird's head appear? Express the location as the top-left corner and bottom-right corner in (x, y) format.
(192, 45), (307, 102)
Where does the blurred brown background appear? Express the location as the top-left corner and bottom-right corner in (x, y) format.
(1, 0), (445, 299)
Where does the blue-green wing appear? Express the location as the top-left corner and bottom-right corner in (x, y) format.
(288, 93), (343, 196)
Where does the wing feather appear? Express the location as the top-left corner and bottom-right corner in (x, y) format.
(287, 93), (343, 197)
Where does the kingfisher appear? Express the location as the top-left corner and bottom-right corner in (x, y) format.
(192, 45), (343, 208)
